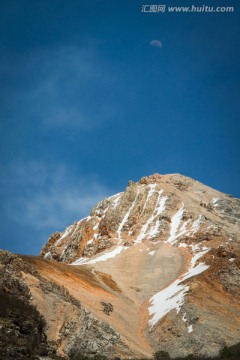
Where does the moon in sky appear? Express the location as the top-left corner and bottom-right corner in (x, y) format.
(150, 40), (163, 48)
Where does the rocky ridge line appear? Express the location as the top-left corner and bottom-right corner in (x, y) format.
(5, 173), (239, 359)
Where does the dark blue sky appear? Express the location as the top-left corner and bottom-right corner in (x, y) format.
(0, 0), (239, 255)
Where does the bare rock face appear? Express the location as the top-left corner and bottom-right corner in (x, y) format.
(0, 251), (131, 360)
(2, 174), (240, 359)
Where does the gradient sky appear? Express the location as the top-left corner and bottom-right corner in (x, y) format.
(0, 0), (239, 255)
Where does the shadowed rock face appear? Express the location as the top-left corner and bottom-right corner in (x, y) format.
(2, 174), (240, 359)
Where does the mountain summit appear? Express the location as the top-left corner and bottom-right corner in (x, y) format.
(41, 173), (240, 265)
(1, 174), (240, 359)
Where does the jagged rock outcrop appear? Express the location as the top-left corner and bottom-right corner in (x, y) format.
(0, 251), (62, 360)
(0, 251), (132, 359)
(41, 174), (240, 266)
(1, 174), (240, 359)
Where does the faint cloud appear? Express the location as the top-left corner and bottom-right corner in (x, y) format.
(150, 40), (163, 48)
(0, 161), (113, 230)
(43, 107), (89, 128)
(1, 45), (118, 130)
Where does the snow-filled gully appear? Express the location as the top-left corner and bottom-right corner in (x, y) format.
(72, 191), (140, 265)
(135, 188), (167, 244)
(141, 184), (156, 215)
(148, 206), (209, 329)
(117, 190), (139, 243)
(148, 246), (209, 328)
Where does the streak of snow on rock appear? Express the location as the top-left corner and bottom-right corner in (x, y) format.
(188, 325), (193, 333)
(176, 219), (191, 239)
(212, 198), (219, 206)
(55, 225), (74, 245)
(182, 313), (187, 322)
(71, 221), (82, 237)
(179, 243), (188, 248)
(189, 215), (202, 235)
(93, 222), (99, 231)
(148, 194), (168, 238)
(71, 257), (87, 265)
(148, 247), (209, 327)
(72, 246), (125, 265)
(141, 184), (156, 215)
(135, 190), (166, 243)
(166, 206), (184, 244)
(117, 190), (139, 243)
(43, 251), (51, 259)
(111, 193), (122, 209)
(149, 278), (189, 327)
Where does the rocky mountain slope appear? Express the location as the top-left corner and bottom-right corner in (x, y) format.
(1, 174), (240, 359)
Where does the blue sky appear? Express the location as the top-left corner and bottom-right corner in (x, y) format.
(0, 0), (239, 255)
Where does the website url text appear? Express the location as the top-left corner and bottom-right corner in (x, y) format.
(141, 4), (235, 13)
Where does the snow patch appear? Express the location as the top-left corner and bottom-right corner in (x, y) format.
(56, 225), (74, 245)
(188, 325), (193, 333)
(135, 190), (167, 243)
(179, 243), (188, 248)
(111, 193), (122, 209)
(177, 219), (191, 238)
(166, 206), (184, 244)
(71, 257), (87, 265)
(148, 246), (209, 327)
(95, 204), (109, 217)
(212, 198), (219, 206)
(149, 277), (189, 327)
(71, 220), (82, 237)
(188, 215), (202, 236)
(72, 246), (125, 265)
(93, 222), (99, 231)
(117, 190), (139, 243)
(43, 251), (51, 259)
(182, 313), (187, 322)
(142, 184), (156, 214)
(148, 194), (168, 238)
